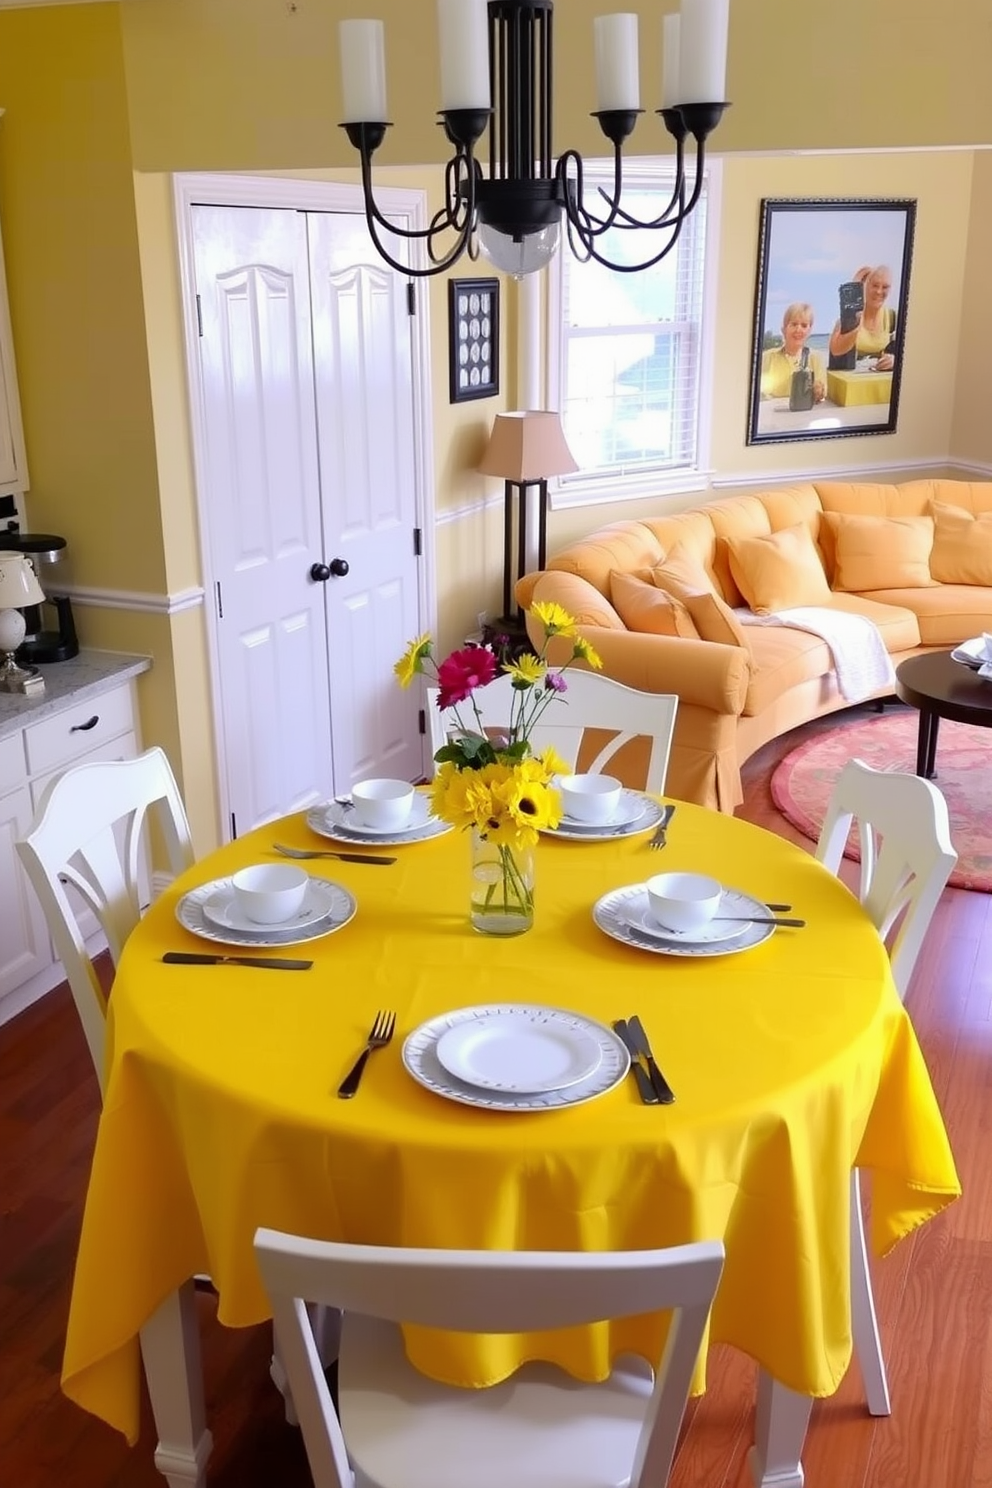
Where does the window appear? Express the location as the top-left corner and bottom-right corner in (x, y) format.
(548, 161), (715, 502)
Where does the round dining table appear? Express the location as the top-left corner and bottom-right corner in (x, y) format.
(61, 796), (959, 1488)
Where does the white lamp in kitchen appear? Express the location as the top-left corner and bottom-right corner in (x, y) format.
(0, 552), (46, 693)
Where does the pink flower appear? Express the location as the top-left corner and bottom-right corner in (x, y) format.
(436, 645), (498, 709)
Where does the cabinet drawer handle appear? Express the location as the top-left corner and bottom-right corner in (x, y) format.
(70, 715), (100, 733)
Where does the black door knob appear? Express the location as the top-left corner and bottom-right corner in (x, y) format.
(328, 557), (350, 577)
(310, 562), (331, 582)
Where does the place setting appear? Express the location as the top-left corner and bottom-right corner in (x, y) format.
(306, 777), (452, 848)
(593, 871), (804, 958)
(400, 1003), (633, 1112)
(540, 772), (670, 842)
(173, 861), (357, 953)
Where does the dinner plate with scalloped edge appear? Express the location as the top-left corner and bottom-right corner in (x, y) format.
(403, 1004), (629, 1111)
(306, 800), (452, 847)
(541, 791), (664, 842)
(593, 883), (775, 958)
(177, 874), (356, 948)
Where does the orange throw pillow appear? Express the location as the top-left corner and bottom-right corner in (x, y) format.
(648, 541), (716, 603)
(929, 503), (992, 585)
(610, 571), (699, 638)
(826, 513), (934, 592)
(725, 524), (831, 614)
(684, 590), (748, 649)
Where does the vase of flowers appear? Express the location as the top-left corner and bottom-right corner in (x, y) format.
(395, 602), (602, 936)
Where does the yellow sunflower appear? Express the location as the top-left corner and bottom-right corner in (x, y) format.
(394, 634), (433, 687)
(571, 636), (603, 670)
(502, 653), (544, 687)
(530, 600), (577, 638)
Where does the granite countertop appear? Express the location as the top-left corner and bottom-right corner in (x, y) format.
(0, 649), (152, 742)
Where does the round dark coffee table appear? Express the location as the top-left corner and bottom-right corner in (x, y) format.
(895, 650), (992, 777)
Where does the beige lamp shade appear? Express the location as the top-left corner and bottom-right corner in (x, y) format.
(477, 410), (578, 481)
(0, 554), (46, 608)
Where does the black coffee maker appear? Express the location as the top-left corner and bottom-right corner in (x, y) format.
(0, 529), (79, 662)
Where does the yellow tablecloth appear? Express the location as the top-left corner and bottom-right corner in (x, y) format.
(826, 369), (893, 407)
(62, 801), (959, 1443)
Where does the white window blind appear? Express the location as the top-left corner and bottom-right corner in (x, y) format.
(551, 167), (709, 493)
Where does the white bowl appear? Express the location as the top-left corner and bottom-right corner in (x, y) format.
(231, 863), (309, 925)
(558, 773), (623, 825)
(645, 872), (723, 933)
(351, 777), (416, 831)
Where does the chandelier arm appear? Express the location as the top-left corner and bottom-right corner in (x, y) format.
(358, 149), (478, 278)
(570, 214), (688, 275)
(599, 133), (688, 229)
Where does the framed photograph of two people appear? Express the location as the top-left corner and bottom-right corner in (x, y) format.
(746, 198), (916, 446)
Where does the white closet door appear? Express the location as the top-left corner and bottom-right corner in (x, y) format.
(193, 204), (334, 834)
(306, 212), (424, 787)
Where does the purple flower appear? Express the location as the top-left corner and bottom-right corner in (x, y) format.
(545, 672), (568, 693)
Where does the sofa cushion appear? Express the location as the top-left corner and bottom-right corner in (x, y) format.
(684, 590), (749, 649)
(529, 570), (627, 630)
(742, 627), (833, 717)
(929, 503), (992, 586)
(826, 512), (935, 591)
(823, 592), (921, 651)
(724, 524), (831, 614)
(610, 572), (699, 638)
(857, 585), (992, 646)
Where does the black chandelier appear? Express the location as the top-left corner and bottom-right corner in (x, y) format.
(338, 0), (730, 279)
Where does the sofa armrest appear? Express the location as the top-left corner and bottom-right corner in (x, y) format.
(532, 623), (750, 717)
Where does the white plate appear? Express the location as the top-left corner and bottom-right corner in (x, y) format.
(202, 878), (343, 937)
(594, 883), (775, 958)
(627, 897), (750, 946)
(542, 791), (663, 842)
(403, 1004), (629, 1112)
(951, 637), (992, 671)
(177, 873), (357, 948)
(434, 1008), (603, 1093)
(307, 799), (453, 847)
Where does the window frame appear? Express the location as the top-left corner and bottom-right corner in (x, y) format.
(543, 156), (721, 510)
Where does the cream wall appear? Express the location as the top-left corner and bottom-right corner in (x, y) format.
(950, 151), (992, 467)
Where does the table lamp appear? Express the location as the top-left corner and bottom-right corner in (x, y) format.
(477, 410), (577, 625)
(0, 552), (46, 694)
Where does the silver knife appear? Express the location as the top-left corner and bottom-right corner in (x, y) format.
(612, 1020), (658, 1105)
(162, 952), (313, 971)
(627, 1015), (676, 1104)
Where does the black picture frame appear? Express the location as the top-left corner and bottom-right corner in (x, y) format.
(448, 278), (499, 403)
(746, 198), (916, 446)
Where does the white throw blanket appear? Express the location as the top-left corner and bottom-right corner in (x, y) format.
(736, 605), (895, 703)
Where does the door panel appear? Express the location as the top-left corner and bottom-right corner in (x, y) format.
(307, 213), (424, 787)
(193, 205), (334, 833)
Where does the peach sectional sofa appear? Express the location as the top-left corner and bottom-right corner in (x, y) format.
(515, 479), (992, 812)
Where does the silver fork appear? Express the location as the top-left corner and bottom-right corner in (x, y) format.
(648, 803), (676, 850)
(337, 1010), (396, 1098)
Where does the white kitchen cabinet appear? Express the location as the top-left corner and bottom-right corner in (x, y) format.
(0, 666), (147, 1024)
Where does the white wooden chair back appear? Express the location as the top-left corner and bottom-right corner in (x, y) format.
(430, 671), (678, 794)
(16, 746), (193, 1089)
(255, 1229), (724, 1488)
(815, 758), (957, 1000)
(815, 757), (956, 1420)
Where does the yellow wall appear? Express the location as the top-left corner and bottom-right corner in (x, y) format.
(0, 1), (989, 852)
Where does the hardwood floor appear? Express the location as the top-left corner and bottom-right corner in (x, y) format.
(2, 705), (989, 1487)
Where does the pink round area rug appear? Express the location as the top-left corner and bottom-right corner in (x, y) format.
(771, 711), (992, 893)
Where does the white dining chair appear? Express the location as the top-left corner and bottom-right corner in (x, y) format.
(430, 670), (679, 794)
(16, 745), (194, 1091)
(254, 1228), (725, 1488)
(815, 758), (957, 1417)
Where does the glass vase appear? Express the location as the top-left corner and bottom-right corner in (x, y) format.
(469, 827), (535, 936)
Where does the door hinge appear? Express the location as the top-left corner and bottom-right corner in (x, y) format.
(230, 811), (237, 840)
(413, 526), (422, 557)
(195, 294), (203, 337)
(406, 282), (416, 316)
(215, 580), (224, 620)
(418, 708), (426, 736)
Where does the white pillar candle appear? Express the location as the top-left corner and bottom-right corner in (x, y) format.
(594, 13), (640, 112)
(679, 0), (730, 103)
(437, 0), (490, 112)
(339, 19), (387, 122)
(661, 13), (681, 106)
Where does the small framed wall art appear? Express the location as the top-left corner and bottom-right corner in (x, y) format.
(448, 277), (499, 403)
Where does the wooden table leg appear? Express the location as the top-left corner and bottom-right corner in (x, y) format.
(139, 1281), (213, 1488)
(747, 1370), (813, 1488)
